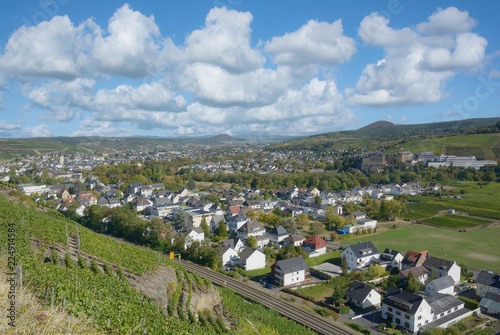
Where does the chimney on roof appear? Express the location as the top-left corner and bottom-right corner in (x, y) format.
(399, 288), (402, 293)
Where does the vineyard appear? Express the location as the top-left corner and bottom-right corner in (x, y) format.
(422, 214), (492, 229)
(0, 193), (328, 334)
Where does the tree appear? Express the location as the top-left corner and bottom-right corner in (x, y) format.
(186, 178), (196, 191)
(331, 280), (346, 304)
(246, 236), (257, 249)
(215, 220), (228, 239)
(282, 217), (298, 234)
(296, 213), (309, 229)
(341, 255), (348, 275)
(405, 271), (424, 293)
(324, 206), (345, 230)
(200, 215), (210, 237)
(272, 207), (283, 217)
(174, 210), (191, 230)
(366, 264), (387, 279)
(314, 195), (322, 204)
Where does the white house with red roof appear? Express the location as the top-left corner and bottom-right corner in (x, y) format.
(302, 235), (327, 258)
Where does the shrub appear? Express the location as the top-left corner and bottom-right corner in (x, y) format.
(390, 322), (397, 329)
(344, 321), (364, 332)
(198, 314), (207, 327)
(103, 263), (113, 276)
(64, 253), (73, 268)
(167, 304), (173, 316)
(51, 250), (59, 265)
(77, 256), (86, 269)
(380, 323), (386, 329)
(90, 259), (100, 274)
(339, 306), (350, 314)
(459, 296), (480, 310)
(117, 266), (126, 280)
(177, 305), (185, 321)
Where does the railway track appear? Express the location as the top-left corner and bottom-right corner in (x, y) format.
(180, 259), (354, 335)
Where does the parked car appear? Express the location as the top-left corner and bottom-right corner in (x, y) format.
(264, 282), (275, 289)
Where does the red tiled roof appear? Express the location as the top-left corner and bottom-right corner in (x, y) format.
(303, 235), (327, 250)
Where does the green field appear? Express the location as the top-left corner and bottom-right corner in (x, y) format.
(423, 214), (492, 229)
(0, 153), (16, 160)
(387, 133), (500, 158)
(403, 182), (500, 221)
(344, 224), (500, 273)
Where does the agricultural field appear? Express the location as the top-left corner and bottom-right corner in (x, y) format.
(422, 214), (492, 229)
(344, 224), (500, 273)
(0, 152), (16, 160)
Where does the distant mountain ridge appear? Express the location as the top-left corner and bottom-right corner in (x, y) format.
(207, 134), (245, 142)
(359, 120), (395, 130)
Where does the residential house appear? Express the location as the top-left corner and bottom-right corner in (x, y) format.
(184, 227), (205, 249)
(476, 270), (500, 297)
(374, 248), (404, 270)
(59, 188), (70, 199)
(399, 265), (431, 285)
(140, 185), (153, 197)
(219, 237), (245, 252)
(220, 246), (239, 268)
(383, 288), (470, 333)
(342, 241), (380, 270)
(401, 250), (428, 270)
(237, 220), (266, 240)
(423, 256), (461, 284)
(283, 233), (306, 247)
(428, 183), (440, 191)
(134, 197), (152, 212)
(126, 182), (142, 194)
(228, 212), (248, 234)
(348, 211), (367, 220)
(188, 210), (214, 228)
(239, 248), (266, 271)
(342, 218), (377, 234)
(302, 235), (327, 258)
(227, 206), (241, 217)
(268, 225), (290, 245)
(271, 256), (309, 287)
(210, 214), (226, 233)
(425, 276), (455, 295)
(345, 281), (382, 311)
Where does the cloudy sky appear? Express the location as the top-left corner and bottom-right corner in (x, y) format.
(0, 0), (499, 138)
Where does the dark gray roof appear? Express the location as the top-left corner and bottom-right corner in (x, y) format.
(476, 270), (500, 288)
(346, 281), (378, 301)
(383, 287), (424, 315)
(270, 225), (289, 236)
(426, 276), (454, 291)
(275, 256), (309, 274)
(239, 248), (263, 261)
(346, 241), (378, 258)
(422, 293), (463, 315)
(423, 256), (456, 272)
(218, 237), (242, 249)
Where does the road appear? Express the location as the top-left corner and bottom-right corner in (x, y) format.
(180, 259), (354, 335)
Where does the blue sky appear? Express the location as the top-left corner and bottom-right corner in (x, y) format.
(0, 0), (499, 138)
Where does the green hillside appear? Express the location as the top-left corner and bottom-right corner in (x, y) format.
(274, 117), (500, 155)
(385, 133), (500, 158)
(0, 189), (315, 334)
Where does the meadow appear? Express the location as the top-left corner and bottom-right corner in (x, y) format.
(344, 224), (500, 273)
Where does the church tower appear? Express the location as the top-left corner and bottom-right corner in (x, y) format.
(59, 148), (64, 165)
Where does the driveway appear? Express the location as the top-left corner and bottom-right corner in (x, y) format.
(351, 310), (385, 335)
(312, 262), (342, 277)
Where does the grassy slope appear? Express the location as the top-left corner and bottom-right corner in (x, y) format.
(404, 181), (500, 220)
(386, 133), (500, 157)
(344, 225), (500, 273)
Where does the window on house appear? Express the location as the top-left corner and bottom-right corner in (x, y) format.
(396, 318), (400, 324)
(388, 307), (393, 312)
(440, 313), (444, 317)
(418, 315), (422, 320)
(405, 322), (410, 328)
(425, 320), (428, 324)
(405, 314), (410, 320)
(454, 306), (458, 311)
(396, 310), (401, 316)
